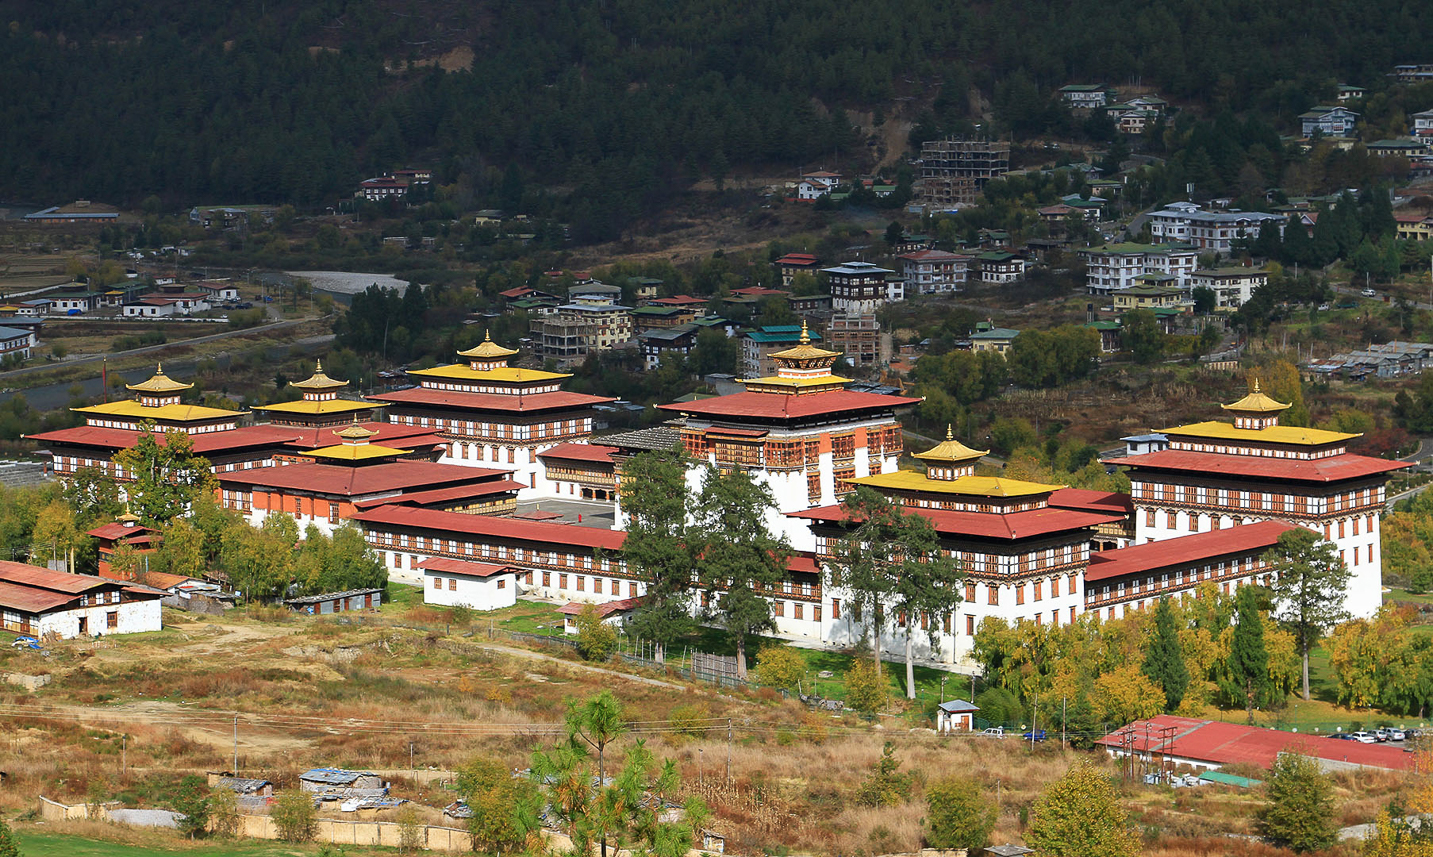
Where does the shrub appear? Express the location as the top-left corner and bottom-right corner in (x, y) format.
(209, 787), (240, 837)
(754, 645), (806, 692)
(272, 790), (318, 842)
(855, 742), (910, 807)
(172, 774), (211, 839)
(1257, 752), (1335, 853)
(846, 659), (887, 716)
(924, 776), (996, 851)
(574, 604), (617, 661)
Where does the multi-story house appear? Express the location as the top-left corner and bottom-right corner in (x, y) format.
(1299, 106), (1359, 138)
(824, 262), (899, 315)
(976, 252), (1027, 284)
(772, 253), (822, 287)
(1113, 383), (1407, 618)
(1188, 267), (1270, 311)
(1414, 109), (1433, 138)
(1080, 243), (1199, 295)
(796, 171), (843, 200)
(825, 315), (883, 369)
(898, 250), (972, 294)
(1059, 84), (1109, 108)
(1184, 211), (1286, 254)
(1146, 201), (1204, 242)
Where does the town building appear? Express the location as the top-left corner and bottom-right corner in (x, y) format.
(558, 597), (641, 634)
(792, 430), (1126, 660)
(285, 589), (384, 615)
(30, 364), (300, 479)
(1111, 383), (1407, 617)
(1112, 282), (1183, 312)
(1337, 84), (1366, 102)
(536, 443), (619, 502)
(87, 515), (160, 577)
(919, 138), (1011, 207)
(358, 177), (408, 201)
(0, 561), (163, 639)
(216, 422), (523, 534)
(530, 303), (634, 362)
(975, 252), (1026, 284)
(638, 325), (698, 371)
(629, 304), (698, 334)
(23, 202), (120, 224)
(1414, 109), (1433, 138)
(1189, 267), (1270, 311)
(773, 254), (822, 288)
(796, 171), (843, 200)
(898, 250), (972, 294)
(1395, 213), (1433, 241)
(1299, 106), (1359, 138)
(1080, 243), (1199, 295)
(969, 327), (1019, 354)
(825, 315), (884, 370)
(658, 324), (919, 549)
(0, 326), (37, 360)
(824, 262), (899, 315)
(1059, 84), (1109, 108)
(365, 336), (615, 495)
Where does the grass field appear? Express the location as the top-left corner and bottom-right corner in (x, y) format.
(16, 829), (387, 856)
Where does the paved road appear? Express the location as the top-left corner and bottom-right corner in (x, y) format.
(0, 315), (324, 384)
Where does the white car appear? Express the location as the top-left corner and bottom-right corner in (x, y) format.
(1361, 288), (1378, 297)
(1351, 731), (1378, 743)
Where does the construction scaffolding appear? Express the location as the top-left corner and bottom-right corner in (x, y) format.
(918, 138), (1011, 207)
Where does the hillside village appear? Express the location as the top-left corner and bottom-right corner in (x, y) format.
(9, 7), (1433, 855)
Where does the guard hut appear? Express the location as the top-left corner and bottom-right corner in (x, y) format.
(936, 699), (980, 733)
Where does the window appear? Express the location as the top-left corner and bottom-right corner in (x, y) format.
(576, 576), (585, 592)
(1051, 576), (1061, 597)
(542, 572), (551, 586)
(328, 502), (340, 524)
(965, 582), (975, 601)
(831, 599), (841, 619)
(966, 615), (975, 635)
(807, 472), (821, 502)
(559, 574), (568, 589)
(497, 579), (506, 589)
(107, 611), (118, 629)
(774, 601), (785, 618)
(1166, 511), (1177, 529)
(794, 603), (804, 620)
(1033, 581), (1043, 601)
(432, 577), (441, 589)
(449, 579), (457, 591)
(988, 586), (998, 606)
(814, 606), (822, 622)
(1145, 510), (1156, 527)
(508, 447), (516, 464)
(594, 579), (603, 594)
(833, 468), (856, 497)
(1016, 585), (1025, 606)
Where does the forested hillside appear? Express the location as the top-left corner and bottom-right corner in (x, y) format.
(3, 0), (1431, 237)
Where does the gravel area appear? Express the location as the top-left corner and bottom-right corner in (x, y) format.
(108, 808), (184, 828)
(286, 271), (411, 296)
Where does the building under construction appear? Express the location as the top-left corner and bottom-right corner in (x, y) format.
(918, 138), (1011, 207)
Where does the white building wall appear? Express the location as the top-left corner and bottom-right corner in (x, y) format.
(423, 570), (517, 611)
(35, 598), (162, 639)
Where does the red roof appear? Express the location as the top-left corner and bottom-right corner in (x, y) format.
(499, 287), (537, 298)
(558, 596), (643, 617)
(658, 390), (920, 421)
(1114, 449), (1409, 483)
(85, 521), (159, 541)
(351, 506), (627, 551)
(417, 557), (515, 578)
(786, 553), (820, 574)
(369, 388), (616, 414)
(1047, 488), (1134, 516)
(730, 287), (790, 297)
(29, 424), (301, 454)
(790, 505), (1124, 540)
(0, 561), (112, 594)
(897, 250), (972, 262)
(1086, 520), (1298, 582)
(278, 422), (443, 451)
(1097, 715), (1413, 771)
(353, 479), (525, 508)
(537, 443), (618, 465)
(650, 295), (708, 306)
(216, 461), (514, 498)
(0, 581), (77, 613)
(774, 254), (820, 266)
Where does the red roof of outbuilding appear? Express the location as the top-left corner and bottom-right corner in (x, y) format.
(1097, 715), (1413, 771)
(417, 557), (515, 578)
(86, 521), (160, 541)
(369, 388), (616, 413)
(1113, 449), (1409, 483)
(897, 250), (972, 262)
(659, 390), (920, 421)
(790, 505), (1123, 540)
(351, 506), (627, 551)
(1086, 520), (1298, 582)
(279, 422), (443, 451)
(353, 479), (525, 508)
(0, 561), (112, 594)
(774, 254), (821, 266)
(650, 295), (709, 306)
(537, 443), (618, 465)
(558, 596), (644, 617)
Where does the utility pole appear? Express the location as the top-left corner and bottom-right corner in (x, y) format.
(1031, 694), (1038, 751)
(726, 719), (732, 783)
(1062, 697), (1067, 749)
(122, 734), (126, 776)
(233, 714), (238, 775)
(410, 741), (415, 786)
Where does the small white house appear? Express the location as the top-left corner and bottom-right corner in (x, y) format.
(0, 561), (163, 639)
(557, 596), (642, 634)
(197, 282), (240, 302)
(420, 557), (518, 612)
(936, 699), (980, 733)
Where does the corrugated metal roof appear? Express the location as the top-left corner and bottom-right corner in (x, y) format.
(300, 768), (378, 784)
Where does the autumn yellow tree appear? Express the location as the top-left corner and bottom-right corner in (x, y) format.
(1028, 763), (1138, 857)
(1093, 665), (1164, 725)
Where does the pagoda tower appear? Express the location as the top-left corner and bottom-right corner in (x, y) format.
(1114, 379), (1407, 617)
(252, 360), (376, 428)
(659, 321), (919, 548)
(366, 333), (615, 495)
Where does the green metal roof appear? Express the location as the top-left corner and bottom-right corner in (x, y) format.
(1199, 771), (1261, 788)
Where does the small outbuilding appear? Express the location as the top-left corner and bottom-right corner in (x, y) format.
(557, 596), (643, 634)
(299, 768), (386, 794)
(420, 557), (518, 612)
(936, 699), (980, 732)
(283, 588), (383, 616)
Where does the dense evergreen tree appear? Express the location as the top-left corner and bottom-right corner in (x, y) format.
(1142, 597), (1189, 713)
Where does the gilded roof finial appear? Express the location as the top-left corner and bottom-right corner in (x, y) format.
(799, 320), (810, 346)
(946, 424), (954, 441)
(1253, 377), (1261, 393)
(314, 358), (324, 373)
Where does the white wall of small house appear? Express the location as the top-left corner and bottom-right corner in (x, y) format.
(35, 598), (161, 639)
(423, 571), (517, 612)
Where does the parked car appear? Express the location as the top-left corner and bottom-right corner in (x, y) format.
(1386, 728), (1407, 741)
(1022, 729), (1048, 743)
(980, 727), (1005, 739)
(1317, 303), (1331, 311)
(1351, 731), (1378, 743)
(1361, 288), (1378, 297)
(1375, 728), (1391, 742)
(1329, 732), (1355, 741)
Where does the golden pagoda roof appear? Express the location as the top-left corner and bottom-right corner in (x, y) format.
(126, 363), (192, 394)
(913, 426), (988, 464)
(335, 420), (380, 441)
(301, 443), (410, 462)
(409, 364), (570, 384)
(852, 471), (1061, 498)
(457, 331), (520, 360)
(74, 400), (244, 421)
(251, 399), (374, 416)
(290, 359), (347, 392)
(769, 321), (841, 362)
(1221, 379), (1290, 414)
(1160, 421), (1357, 446)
